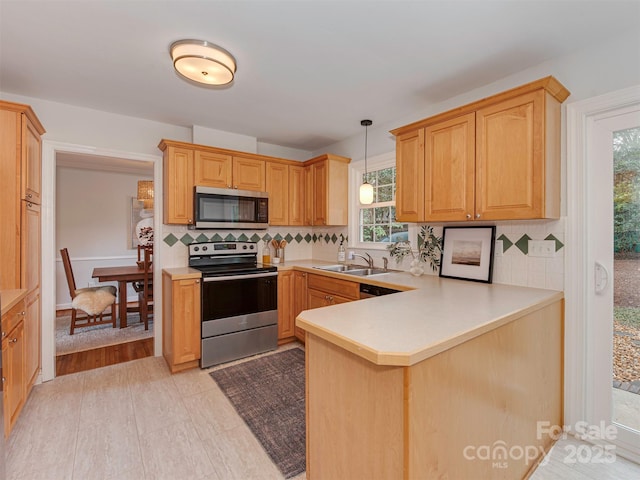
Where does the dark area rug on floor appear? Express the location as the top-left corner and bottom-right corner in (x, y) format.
(210, 348), (305, 479)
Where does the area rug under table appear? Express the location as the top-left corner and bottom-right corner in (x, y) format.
(209, 348), (305, 479)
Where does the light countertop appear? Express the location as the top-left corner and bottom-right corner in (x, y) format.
(1, 289), (27, 317)
(163, 259), (563, 367)
(288, 261), (564, 367)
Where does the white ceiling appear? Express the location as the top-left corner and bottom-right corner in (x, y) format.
(2, 0), (639, 152)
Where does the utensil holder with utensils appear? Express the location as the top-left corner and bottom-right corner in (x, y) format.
(271, 239), (287, 263)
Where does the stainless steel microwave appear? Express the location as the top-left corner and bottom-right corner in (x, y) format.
(193, 186), (269, 229)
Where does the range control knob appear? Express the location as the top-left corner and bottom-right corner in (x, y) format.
(193, 246), (199, 252)
(243, 245), (248, 250)
(202, 246), (208, 251)
(249, 244), (255, 250)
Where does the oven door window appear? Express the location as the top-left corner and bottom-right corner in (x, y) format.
(202, 276), (277, 321)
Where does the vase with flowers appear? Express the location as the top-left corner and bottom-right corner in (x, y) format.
(387, 226), (442, 276)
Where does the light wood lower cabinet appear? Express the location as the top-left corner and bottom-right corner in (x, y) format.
(306, 300), (563, 479)
(2, 298), (26, 438)
(293, 271), (307, 342)
(277, 271), (295, 341)
(162, 272), (201, 373)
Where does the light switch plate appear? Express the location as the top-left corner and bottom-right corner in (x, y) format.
(528, 240), (556, 257)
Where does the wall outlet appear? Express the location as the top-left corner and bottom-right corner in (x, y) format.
(494, 240), (503, 257)
(528, 240), (556, 257)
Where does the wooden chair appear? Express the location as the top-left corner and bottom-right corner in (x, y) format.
(137, 246), (153, 330)
(60, 248), (117, 335)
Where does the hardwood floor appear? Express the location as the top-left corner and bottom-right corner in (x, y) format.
(55, 337), (154, 376)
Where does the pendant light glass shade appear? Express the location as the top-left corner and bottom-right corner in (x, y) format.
(359, 119), (373, 205)
(359, 182), (374, 204)
(137, 180), (154, 209)
(170, 39), (236, 86)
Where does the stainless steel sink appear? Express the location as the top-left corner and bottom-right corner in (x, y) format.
(313, 264), (365, 273)
(313, 264), (390, 276)
(342, 268), (389, 277)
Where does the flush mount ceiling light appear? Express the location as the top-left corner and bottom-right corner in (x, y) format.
(359, 119), (374, 205)
(170, 39), (236, 86)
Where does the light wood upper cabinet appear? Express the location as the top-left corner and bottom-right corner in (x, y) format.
(194, 150), (232, 188)
(162, 145), (194, 225)
(160, 139), (350, 226)
(391, 76), (569, 222)
(162, 272), (201, 373)
(395, 129), (425, 222)
(22, 116), (42, 204)
(266, 161), (289, 225)
(232, 155), (265, 191)
(424, 112), (475, 221)
(289, 165), (306, 226)
(307, 154), (350, 226)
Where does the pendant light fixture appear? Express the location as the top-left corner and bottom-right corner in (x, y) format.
(359, 119), (374, 205)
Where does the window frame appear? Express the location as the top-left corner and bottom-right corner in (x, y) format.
(349, 151), (416, 251)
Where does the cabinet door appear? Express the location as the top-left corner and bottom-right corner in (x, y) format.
(21, 200), (40, 292)
(307, 288), (354, 308)
(172, 278), (201, 365)
(194, 150), (232, 189)
(304, 165), (314, 225)
(4, 321), (25, 438)
(289, 165), (306, 226)
(22, 115), (42, 204)
(232, 156), (265, 191)
(424, 113), (476, 221)
(312, 161), (327, 225)
(163, 146), (194, 225)
(293, 271), (308, 341)
(277, 271), (295, 340)
(24, 289), (40, 391)
(396, 129), (425, 222)
(266, 162), (289, 225)
(475, 90), (544, 220)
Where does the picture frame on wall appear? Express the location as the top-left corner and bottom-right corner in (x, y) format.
(439, 226), (496, 283)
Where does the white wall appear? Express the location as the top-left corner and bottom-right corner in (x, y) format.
(55, 166), (152, 308)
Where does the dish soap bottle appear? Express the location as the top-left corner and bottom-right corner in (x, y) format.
(262, 242), (271, 265)
(337, 238), (346, 263)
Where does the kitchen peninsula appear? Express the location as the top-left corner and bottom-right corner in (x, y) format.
(295, 269), (563, 480)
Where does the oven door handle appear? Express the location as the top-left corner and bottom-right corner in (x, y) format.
(202, 271), (278, 282)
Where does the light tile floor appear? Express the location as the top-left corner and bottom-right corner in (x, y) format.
(7, 344), (640, 479)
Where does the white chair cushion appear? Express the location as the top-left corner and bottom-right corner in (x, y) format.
(72, 289), (116, 316)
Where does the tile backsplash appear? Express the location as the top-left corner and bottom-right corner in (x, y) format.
(160, 218), (565, 291)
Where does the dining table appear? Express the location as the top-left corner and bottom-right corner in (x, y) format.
(91, 265), (151, 328)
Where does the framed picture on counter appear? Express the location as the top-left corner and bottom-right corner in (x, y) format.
(439, 226), (496, 283)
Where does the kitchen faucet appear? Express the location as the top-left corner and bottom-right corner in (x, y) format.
(349, 251), (374, 269)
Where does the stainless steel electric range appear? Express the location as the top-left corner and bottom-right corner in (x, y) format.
(188, 241), (278, 368)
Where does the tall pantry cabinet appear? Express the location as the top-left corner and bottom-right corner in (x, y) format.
(0, 100), (45, 435)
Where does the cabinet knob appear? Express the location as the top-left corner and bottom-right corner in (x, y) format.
(466, 214), (472, 220)
(27, 193), (32, 198)
(10, 338), (18, 343)
(20, 311), (25, 316)
(234, 185), (238, 189)
(475, 213), (481, 219)
(302, 273), (306, 277)
(195, 280), (200, 284)
(188, 219), (193, 224)
(27, 202), (33, 207)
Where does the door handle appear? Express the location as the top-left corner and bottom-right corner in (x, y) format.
(594, 261), (609, 295)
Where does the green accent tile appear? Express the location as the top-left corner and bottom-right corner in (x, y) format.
(224, 233), (236, 241)
(196, 233), (209, 243)
(324, 234), (330, 242)
(497, 234), (514, 252)
(211, 233), (223, 242)
(331, 234), (338, 243)
(250, 234), (261, 242)
(545, 234), (564, 252)
(237, 233), (249, 242)
(273, 233), (283, 241)
(305, 234), (312, 243)
(180, 233), (194, 246)
(285, 233), (294, 243)
(312, 234), (317, 242)
(163, 233), (179, 247)
(295, 233), (303, 243)
(515, 234), (531, 255)
(262, 233), (272, 242)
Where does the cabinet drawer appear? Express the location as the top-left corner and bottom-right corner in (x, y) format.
(2, 299), (26, 339)
(307, 274), (359, 300)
